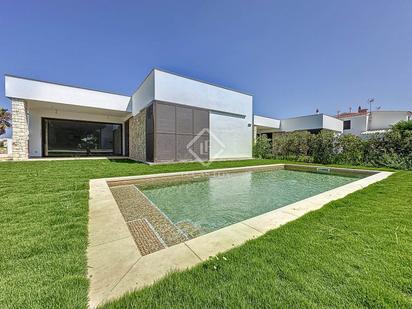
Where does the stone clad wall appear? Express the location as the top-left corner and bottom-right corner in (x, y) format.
(129, 108), (146, 162)
(11, 99), (29, 160)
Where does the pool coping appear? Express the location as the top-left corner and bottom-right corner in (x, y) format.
(87, 164), (393, 308)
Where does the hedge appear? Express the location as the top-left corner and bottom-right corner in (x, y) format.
(253, 120), (412, 170)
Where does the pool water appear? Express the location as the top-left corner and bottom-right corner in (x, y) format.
(139, 169), (360, 235)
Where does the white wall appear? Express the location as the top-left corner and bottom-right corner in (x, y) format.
(27, 104), (125, 157)
(154, 70), (252, 117)
(281, 114), (323, 132)
(209, 112), (252, 160)
(280, 114), (342, 132)
(154, 69), (253, 160)
(341, 115), (368, 136)
(5, 75), (130, 112)
(254, 115), (281, 129)
(130, 71), (155, 115)
(322, 115), (343, 132)
(369, 111), (411, 130)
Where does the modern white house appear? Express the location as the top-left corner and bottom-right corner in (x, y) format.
(337, 107), (412, 137)
(7, 69), (408, 161)
(253, 113), (343, 140)
(5, 69), (253, 161)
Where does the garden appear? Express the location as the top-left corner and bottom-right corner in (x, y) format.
(0, 158), (411, 308)
(254, 120), (412, 170)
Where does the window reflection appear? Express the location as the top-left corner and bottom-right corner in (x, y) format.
(43, 118), (122, 156)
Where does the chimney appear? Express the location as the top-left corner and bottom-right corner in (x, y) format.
(358, 106), (362, 113)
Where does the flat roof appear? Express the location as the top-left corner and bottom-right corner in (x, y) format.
(4, 74), (130, 97)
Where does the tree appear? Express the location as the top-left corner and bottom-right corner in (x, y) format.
(0, 108), (11, 136)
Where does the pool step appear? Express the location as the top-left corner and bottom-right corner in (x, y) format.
(110, 185), (187, 253)
(127, 219), (166, 255)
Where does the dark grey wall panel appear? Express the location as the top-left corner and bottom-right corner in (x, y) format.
(176, 106), (193, 134)
(146, 104), (154, 135)
(146, 104), (154, 162)
(152, 101), (209, 162)
(155, 103), (175, 133)
(176, 135), (194, 161)
(155, 133), (176, 161)
(146, 133), (154, 162)
(193, 134), (209, 161)
(194, 109), (209, 135)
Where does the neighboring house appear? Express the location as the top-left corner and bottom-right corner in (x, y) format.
(337, 107), (412, 137)
(254, 113), (343, 140)
(5, 69), (253, 162)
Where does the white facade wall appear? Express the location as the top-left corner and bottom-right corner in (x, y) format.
(322, 115), (344, 132)
(27, 104), (125, 157)
(280, 114), (323, 132)
(253, 115), (281, 129)
(210, 112), (252, 159)
(154, 70), (252, 116)
(130, 71), (155, 115)
(341, 115), (368, 136)
(280, 114), (342, 132)
(369, 111), (411, 131)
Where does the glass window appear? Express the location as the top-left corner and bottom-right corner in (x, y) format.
(343, 120), (351, 130)
(43, 118), (122, 157)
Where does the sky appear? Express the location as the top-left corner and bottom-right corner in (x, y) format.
(0, 0), (411, 126)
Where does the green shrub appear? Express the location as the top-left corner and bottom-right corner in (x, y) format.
(310, 130), (336, 164)
(272, 131), (312, 161)
(336, 134), (364, 165)
(253, 135), (272, 159)
(391, 119), (412, 132)
(265, 125), (412, 170)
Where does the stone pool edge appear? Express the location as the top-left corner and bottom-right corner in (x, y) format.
(87, 164), (393, 308)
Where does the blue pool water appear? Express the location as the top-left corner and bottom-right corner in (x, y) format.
(139, 169), (359, 234)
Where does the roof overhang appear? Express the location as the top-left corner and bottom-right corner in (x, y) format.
(26, 100), (132, 119)
(254, 115), (281, 129)
(5, 75), (131, 113)
(280, 114), (343, 132)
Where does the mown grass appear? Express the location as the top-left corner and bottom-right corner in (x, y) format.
(0, 159), (410, 308)
(0, 158), (286, 308)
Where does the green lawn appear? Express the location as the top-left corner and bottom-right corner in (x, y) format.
(0, 159), (411, 308)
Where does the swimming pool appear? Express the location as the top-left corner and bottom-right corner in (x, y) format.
(109, 165), (364, 255)
(141, 169), (359, 235)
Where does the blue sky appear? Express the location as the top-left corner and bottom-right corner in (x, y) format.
(1, 0), (411, 122)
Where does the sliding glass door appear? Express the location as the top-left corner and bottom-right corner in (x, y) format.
(42, 118), (122, 157)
